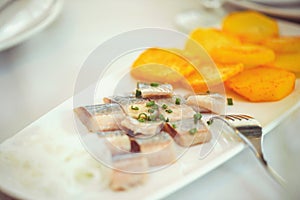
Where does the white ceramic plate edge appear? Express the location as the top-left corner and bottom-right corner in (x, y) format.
(0, 0), (64, 52)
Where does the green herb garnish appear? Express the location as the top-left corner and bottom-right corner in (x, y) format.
(159, 114), (165, 121)
(165, 109), (173, 113)
(137, 113), (148, 121)
(146, 100), (155, 107)
(193, 113), (202, 123)
(189, 128), (197, 135)
(165, 118), (169, 122)
(138, 118), (145, 122)
(150, 82), (159, 87)
(227, 98), (233, 106)
(135, 89), (142, 98)
(172, 124), (177, 129)
(175, 98), (181, 105)
(147, 114), (157, 121)
(162, 104), (168, 109)
(131, 105), (139, 110)
(207, 120), (213, 126)
(148, 108), (155, 113)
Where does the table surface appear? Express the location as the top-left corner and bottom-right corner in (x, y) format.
(0, 0), (300, 199)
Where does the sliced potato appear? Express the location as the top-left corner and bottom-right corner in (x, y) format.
(184, 63), (244, 93)
(131, 48), (195, 84)
(260, 36), (300, 53)
(268, 52), (300, 72)
(185, 28), (241, 53)
(211, 44), (275, 68)
(222, 11), (279, 43)
(226, 66), (295, 102)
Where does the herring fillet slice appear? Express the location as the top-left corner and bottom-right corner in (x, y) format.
(74, 103), (125, 132)
(164, 118), (211, 147)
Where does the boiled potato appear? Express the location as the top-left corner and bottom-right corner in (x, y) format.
(211, 44), (275, 68)
(131, 48), (195, 85)
(260, 36), (300, 53)
(268, 52), (300, 72)
(222, 11), (279, 43)
(226, 66), (295, 102)
(184, 63), (244, 93)
(185, 28), (241, 53)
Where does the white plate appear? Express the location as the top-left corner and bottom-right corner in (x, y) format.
(226, 0), (300, 21)
(0, 0), (64, 51)
(0, 21), (300, 200)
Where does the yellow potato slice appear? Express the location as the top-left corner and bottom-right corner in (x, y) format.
(211, 44), (275, 68)
(260, 36), (300, 53)
(222, 11), (279, 43)
(268, 52), (300, 72)
(184, 63), (244, 93)
(226, 66), (295, 102)
(131, 48), (195, 85)
(185, 28), (241, 53)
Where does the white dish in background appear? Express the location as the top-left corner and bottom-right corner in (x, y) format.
(249, 0), (300, 6)
(226, 0), (300, 21)
(0, 21), (300, 200)
(0, 0), (64, 51)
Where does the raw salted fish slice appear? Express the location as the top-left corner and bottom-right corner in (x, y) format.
(185, 93), (225, 114)
(136, 132), (177, 166)
(97, 131), (131, 155)
(74, 103), (125, 132)
(110, 153), (148, 191)
(120, 116), (164, 137)
(164, 118), (211, 147)
(137, 82), (173, 98)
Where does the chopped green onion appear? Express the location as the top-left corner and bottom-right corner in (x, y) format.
(137, 113), (148, 120)
(207, 120), (213, 126)
(135, 89), (142, 98)
(148, 115), (156, 121)
(172, 124), (177, 129)
(175, 98), (181, 105)
(193, 113), (202, 123)
(148, 108), (155, 113)
(138, 118), (145, 122)
(150, 82), (159, 87)
(159, 114), (165, 121)
(162, 104), (168, 109)
(227, 98), (233, 106)
(152, 104), (159, 110)
(131, 105), (139, 110)
(189, 128), (197, 135)
(146, 100), (155, 107)
(165, 109), (173, 113)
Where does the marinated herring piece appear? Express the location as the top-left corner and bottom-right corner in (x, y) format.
(136, 82), (173, 98)
(74, 103), (125, 132)
(136, 132), (176, 166)
(164, 118), (211, 147)
(121, 116), (164, 137)
(110, 153), (148, 191)
(98, 131), (131, 156)
(185, 93), (225, 114)
(156, 97), (196, 122)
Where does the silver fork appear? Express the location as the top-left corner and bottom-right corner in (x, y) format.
(209, 114), (286, 187)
